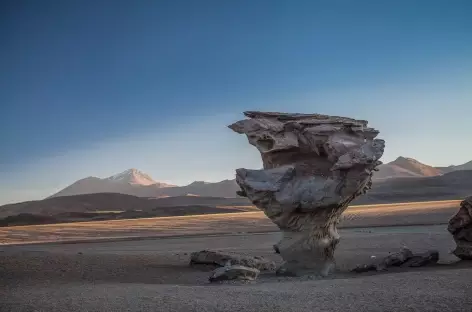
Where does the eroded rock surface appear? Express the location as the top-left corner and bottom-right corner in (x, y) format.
(190, 250), (276, 271)
(229, 111), (385, 276)
(352, 248), (439, 273)
(448, 196), (472, 260)
(379, 247), (413, 269)
(402, 250), (439, 267)
(209, 265), (260, 282)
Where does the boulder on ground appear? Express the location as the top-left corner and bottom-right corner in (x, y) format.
(379, 247), (413, 269)
(448, 196), (472, 260)
(209, 265), (260, 282)
(190, 250), (276, 271)
(402, 250), (439, 267)
(352, 248), (441, 273)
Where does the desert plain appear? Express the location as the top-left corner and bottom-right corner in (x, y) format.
(1, 200), (471, 312)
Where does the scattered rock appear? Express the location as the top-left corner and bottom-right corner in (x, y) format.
(352, 248), (442, 273)
(448, 196), (472, 260)
(209, 265), (260, 282)
(352, 248), (413, 273)
(190, 250), (276, 271)
(351, 263), (377, 273)
(402, 250), (439, 267)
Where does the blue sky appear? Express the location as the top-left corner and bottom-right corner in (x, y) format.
(1, 0), (471, 204)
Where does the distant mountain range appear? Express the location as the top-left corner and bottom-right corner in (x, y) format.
(49, 169), (240, 199)
(2, 156), (472, 225)
(47, 157), (472, 199)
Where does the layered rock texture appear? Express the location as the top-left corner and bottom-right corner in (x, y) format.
(448, 196), (472, 260)
(190, 250), (276, 271)
(229, 111), (385, 276)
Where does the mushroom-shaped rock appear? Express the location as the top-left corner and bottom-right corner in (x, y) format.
(448, 196), (472, 260)
(229, 111), (385, 276)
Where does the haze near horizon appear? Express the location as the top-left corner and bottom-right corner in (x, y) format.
(1, 0), (471, 205)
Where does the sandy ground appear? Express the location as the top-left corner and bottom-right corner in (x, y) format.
(1, 200), (470, 311)
(0, 200), (459, 245)
(1, 225), (471, 311)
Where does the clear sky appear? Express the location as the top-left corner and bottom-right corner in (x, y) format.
(1, 0), (471, 205)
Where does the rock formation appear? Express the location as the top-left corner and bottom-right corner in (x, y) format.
(448, 196), (472, 260)
(228, 111), (385, 276)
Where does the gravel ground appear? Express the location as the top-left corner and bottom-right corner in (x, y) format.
(1, 225), (471, 311)
(2, 269), (471, 312)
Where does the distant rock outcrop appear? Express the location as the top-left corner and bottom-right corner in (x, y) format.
(448, 196), (472, 260)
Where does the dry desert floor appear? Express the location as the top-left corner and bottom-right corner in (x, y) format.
(1, 200), (471, 312)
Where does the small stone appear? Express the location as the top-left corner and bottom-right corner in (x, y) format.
(209, 265), (260, 282)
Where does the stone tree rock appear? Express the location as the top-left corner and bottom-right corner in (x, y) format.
(448, 196), (472, 260)
(228, 111), (385, 276)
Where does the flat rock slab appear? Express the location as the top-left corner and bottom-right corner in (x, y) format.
(190, 250), (276, 271)
(209, 265), (260, 282)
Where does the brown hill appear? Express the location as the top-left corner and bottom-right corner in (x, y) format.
(355, 170), (472, 204)
(0, 193), (254, 226)
(0, 193), (251, 219)
(373, 156), (444, 180)
(436, 160), (472, 173)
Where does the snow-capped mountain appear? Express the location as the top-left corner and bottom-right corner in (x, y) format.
(105, 168), (174, 187)
(48, 169), (239, 199)
(48, 169), (177, 198)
